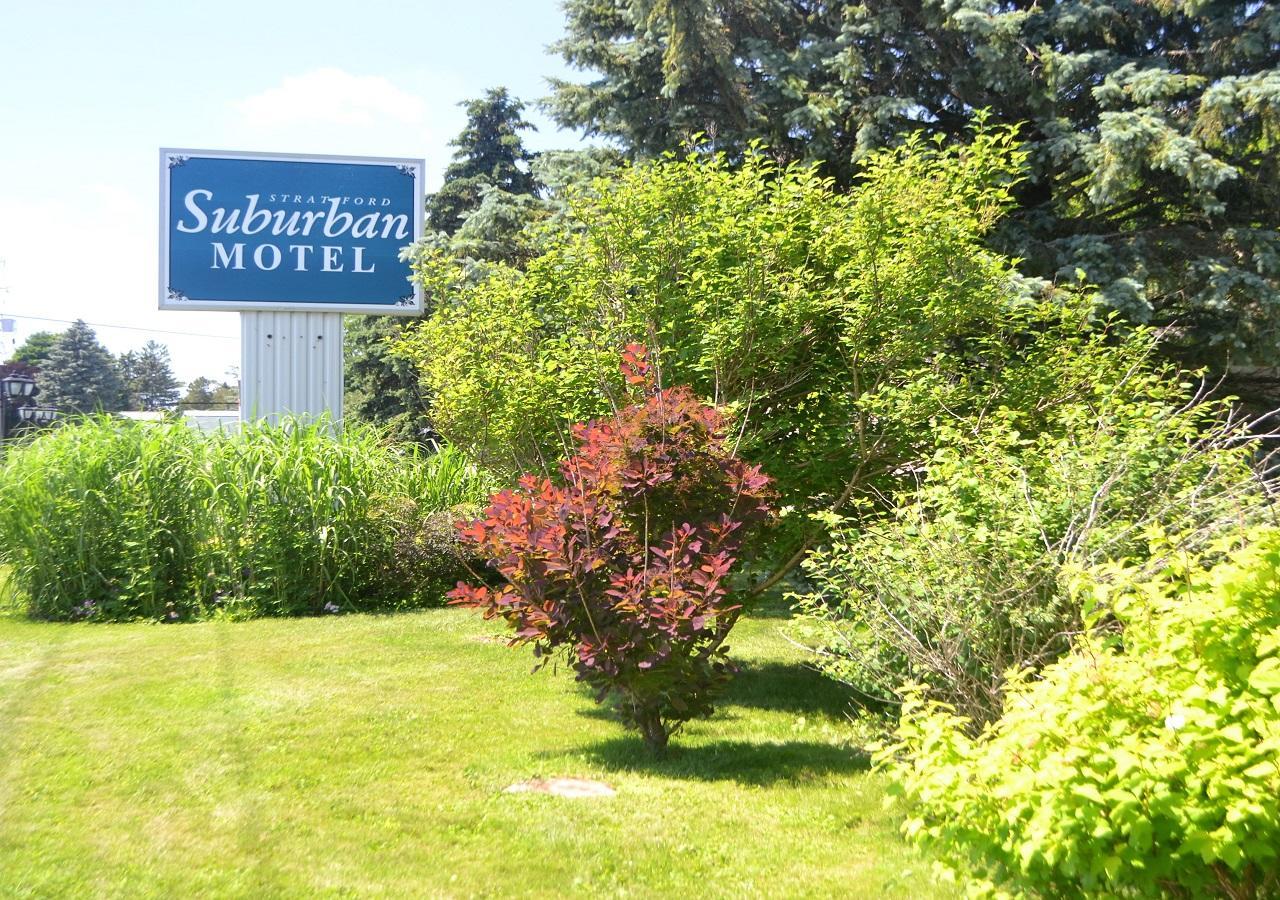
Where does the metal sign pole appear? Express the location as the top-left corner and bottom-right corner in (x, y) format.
(240, 310), (343, 424)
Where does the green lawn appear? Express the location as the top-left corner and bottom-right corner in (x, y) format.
(0, 606), (947, 898)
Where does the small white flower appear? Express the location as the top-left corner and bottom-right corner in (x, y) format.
(1164, 713), (1186, 731)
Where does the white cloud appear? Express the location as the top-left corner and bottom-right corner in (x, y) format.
(227, 68), (462, 187)
(235, 68), (428, 129)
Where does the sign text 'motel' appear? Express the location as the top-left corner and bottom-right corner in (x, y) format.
(159, 149), (424, 314)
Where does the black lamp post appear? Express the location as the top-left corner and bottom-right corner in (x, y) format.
(0, 373), (38, 445)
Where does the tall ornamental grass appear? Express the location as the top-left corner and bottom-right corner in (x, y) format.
(0, 417), (492, 621)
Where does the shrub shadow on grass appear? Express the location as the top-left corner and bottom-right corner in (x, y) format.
(575, 737), (870, 785)
(723, 661), (861, 718)
(740, 597), (796, 619)
(573, 660), (868, 725)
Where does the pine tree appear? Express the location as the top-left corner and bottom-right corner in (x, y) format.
(426, 88), (540, 237)
(121, 340), (180, 410)
(349, 88), (550, 441)
(117, 351), (139, 404)
(548, 0), (1280, 365)
(548, 2), (849, 173)
(40, 320), (124, 414)
(344, 316), (435, 444)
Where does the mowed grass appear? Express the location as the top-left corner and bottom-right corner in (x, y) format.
(0, 606), (948, 898)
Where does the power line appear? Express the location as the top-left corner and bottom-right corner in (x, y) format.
(0, 311), (238, 341)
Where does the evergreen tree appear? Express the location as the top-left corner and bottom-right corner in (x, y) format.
(426, 87), (540, 237)
(121, 340), (180, 410)
(550, 2), (835, 171)
(548, 0), (1280, 365)
(350, 88), (550, 441)
(117, 351), (138, 403)
(344, 316), (435, 444)
(40, 320), (124, 414)
(7, 330), (57, 369)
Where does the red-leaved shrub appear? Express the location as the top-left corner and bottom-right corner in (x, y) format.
(449, 345), (773, 752)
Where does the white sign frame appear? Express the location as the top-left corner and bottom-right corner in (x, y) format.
(158, 147), (425, 315)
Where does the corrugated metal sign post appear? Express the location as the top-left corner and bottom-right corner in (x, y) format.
(240, 311), (344, 424)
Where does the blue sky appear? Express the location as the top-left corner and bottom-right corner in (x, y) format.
(0, 0), (589, 383)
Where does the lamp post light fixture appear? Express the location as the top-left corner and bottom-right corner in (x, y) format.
(17, 406), (55, 425)
(1, 373), (35, 401)
(0, 373), (40, 445)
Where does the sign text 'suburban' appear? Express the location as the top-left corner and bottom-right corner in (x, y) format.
(175, 191), (410, 273)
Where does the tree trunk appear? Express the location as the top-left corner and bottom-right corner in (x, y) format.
(635, 706), (670, 757)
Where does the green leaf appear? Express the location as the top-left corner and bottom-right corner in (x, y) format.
(1249, 658), (1280, 696)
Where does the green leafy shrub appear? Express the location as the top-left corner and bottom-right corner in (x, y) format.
(877, 527), (1280, 898)
(450, 347), (774, 753)
(397, 125), (1129, 565)
(0, 417), (492, 620)
(794, 349), (1271, 724)
(371, 500), (486, 598)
